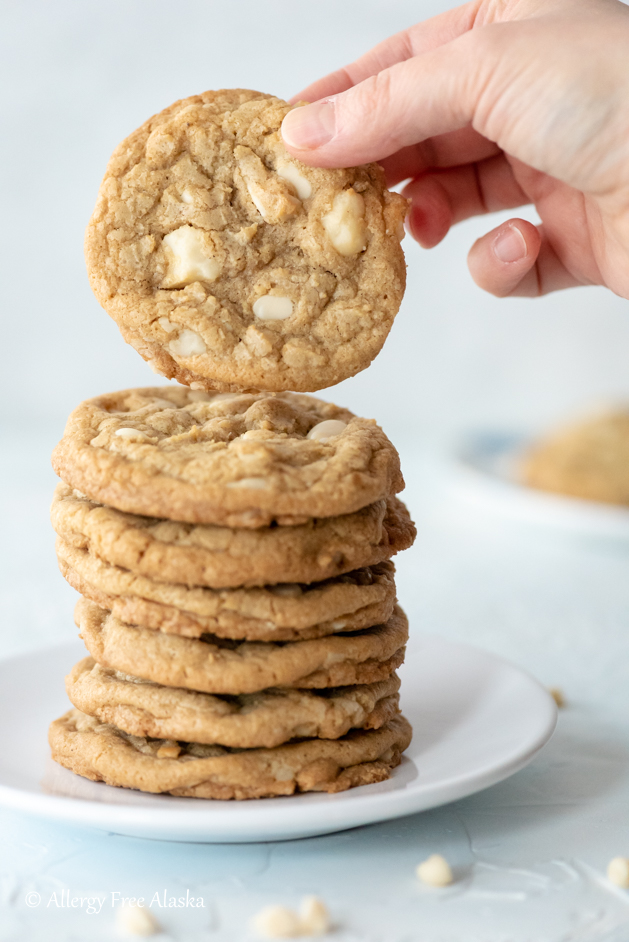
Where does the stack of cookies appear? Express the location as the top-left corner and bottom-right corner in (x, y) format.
(47, 88), (415, 799)
(48, 388), (415, 798)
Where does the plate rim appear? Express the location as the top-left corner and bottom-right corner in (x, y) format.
(0, 636), (557, 842)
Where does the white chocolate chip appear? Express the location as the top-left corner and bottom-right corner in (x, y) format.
(322, 188), (367, 256)
(276, 159), (312, 200)
(607, 857), (629, 887)
(249, 190), (272, 220)
(187, 388), (211, 400)
(307, 420), (347, 441)
(181, 188), (194, 204)
(169, 328), (207, 357)
(299, 896), (329, 936)
(416, 854), (454, 887)
(161, 225), (221, 288)
(253, 295), (294, 321)
(227, 477), (268, 489)
(158, 316), (178, 333)
(115, 903), (160, 936)
(331, 620), (347, 630)
(114, 427), (150, 442)
(252, 905), (302, 939)
(252, 897), (329, 939)
(236, 146), (301, 224)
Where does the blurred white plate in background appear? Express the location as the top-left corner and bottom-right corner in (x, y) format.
(440, 433), (629, 542)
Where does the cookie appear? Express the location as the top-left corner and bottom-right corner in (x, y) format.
(76, 598), (408, 695)
(58, 538), (396, 641)
(66, 658), (401, 748)
(51, 387), (403, 527)
(523, 410), (629, 505)
(85, 89), (407, 394)
(51, 484), (415, 588)
(49, 709), (412, 799)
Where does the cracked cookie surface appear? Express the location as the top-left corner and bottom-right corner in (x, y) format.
(52, 484), (415, 588)
(76, 598), (408, 695)
(85, 88), (407, 393)
(49, 709), (412, 799)
(51, 387), (403, 526)
(66, 658), (401, 748)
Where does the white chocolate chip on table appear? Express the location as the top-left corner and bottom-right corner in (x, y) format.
(299, 897), (330, 936)
(252, 896), (330, 938)
(115, 903), (161, 936)
(416, 854), (454, 887)
(607, 857), (629, 887)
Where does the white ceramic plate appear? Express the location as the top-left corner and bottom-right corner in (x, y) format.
(0, 636), (556, 843)
(443, 432), (629, 542)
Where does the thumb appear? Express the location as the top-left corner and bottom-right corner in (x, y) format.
(281, 34), (484, 168)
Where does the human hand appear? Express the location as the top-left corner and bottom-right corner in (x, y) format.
(281, 0), (629, 300)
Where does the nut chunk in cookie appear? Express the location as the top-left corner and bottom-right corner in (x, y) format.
(85, 89), (407, 393)
(51, 387), (404, 526)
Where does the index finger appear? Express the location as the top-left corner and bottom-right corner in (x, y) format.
(292, 0), (482, 103)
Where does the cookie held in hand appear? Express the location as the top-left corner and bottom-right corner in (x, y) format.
(85, 89), (407, 393)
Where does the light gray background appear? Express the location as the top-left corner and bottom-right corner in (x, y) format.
(2, 0), (629, 444)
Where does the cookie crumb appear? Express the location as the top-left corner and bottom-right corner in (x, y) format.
(252, 896), (330, 938)
(416, 854), (454, 887)
(607, 857), (629, 888)
(549, 687), (565, 708)
(115, 903), (160, 935)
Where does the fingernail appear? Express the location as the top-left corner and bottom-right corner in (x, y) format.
(281, 100), (336, 150)
(493, 226), (527, 263)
